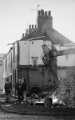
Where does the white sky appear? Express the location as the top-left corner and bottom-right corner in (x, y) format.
(0, 0), (75, 53)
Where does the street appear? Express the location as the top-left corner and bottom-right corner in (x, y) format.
(0, 96), (74, 120)
(0, 109), (74, 120)
(0, 93), (75, 120)
(0, 111), (58, 120)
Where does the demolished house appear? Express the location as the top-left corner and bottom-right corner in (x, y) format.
(3, 9), (75, 106)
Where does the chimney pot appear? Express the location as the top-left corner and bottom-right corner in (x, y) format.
(29, 25), (32, 33)
(32, 25), (34, 28)
(45, 11), (47, 16)
(48, 11), (51, 16)
(35, 25), (37, 28)
(41, 9), (44, 16)
(29, 24), (31, 29)
(26, 29), (29, 35)
(22, 33), (24, 38)
(35, 25), (37, 32)
(38, 10), (41, 16)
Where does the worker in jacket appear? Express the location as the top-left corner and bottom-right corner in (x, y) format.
(42, 44), (58, 90)
(4, 78), (12, 102)
(16, 78), (26, 102)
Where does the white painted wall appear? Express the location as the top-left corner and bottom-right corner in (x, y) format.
(56, 45), (75, 66)
(0, 54), (5, 91)
(57, 54), (75, 66)
(19, 40), (75, 67)
(6, 50), (12, 76)
(19, 40), (52, 65)
(19, 41), (30, 65)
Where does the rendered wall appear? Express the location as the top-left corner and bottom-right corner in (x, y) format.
(19, 40), (52, 65)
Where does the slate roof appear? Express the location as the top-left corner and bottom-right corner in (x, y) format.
(46, 28), (73, 45)
(21, 28), (73, 46)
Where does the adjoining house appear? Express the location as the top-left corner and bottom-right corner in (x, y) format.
(0, 54), (6, 92)
(3, 9), (75, 95)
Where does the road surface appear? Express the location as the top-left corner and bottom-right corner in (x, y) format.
(0, 109), (74, 120)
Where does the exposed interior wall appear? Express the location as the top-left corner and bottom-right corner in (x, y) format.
(57, 67), (75, 107)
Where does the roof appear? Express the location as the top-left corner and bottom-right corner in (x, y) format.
(46, 28), (73, 45)
(20, 25), (73, 46)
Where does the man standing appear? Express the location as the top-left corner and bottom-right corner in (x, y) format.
(15, 78), (26, 103)
(4, 78), (11, 102)
(42, 44), (58, 91)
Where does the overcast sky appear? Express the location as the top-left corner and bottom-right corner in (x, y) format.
(0, 0), (75, 53)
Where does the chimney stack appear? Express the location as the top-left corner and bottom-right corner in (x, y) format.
(37, 9), (53, 32)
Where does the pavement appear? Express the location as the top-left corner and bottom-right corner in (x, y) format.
(0, 94), (50, 115)
(0, 94), (75, 116)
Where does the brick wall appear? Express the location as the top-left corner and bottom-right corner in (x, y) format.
(37, 9), (53, 32)
(57, 67), (75, 107)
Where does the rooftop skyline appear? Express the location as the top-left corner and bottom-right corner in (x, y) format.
(0, 0), (75, 53)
